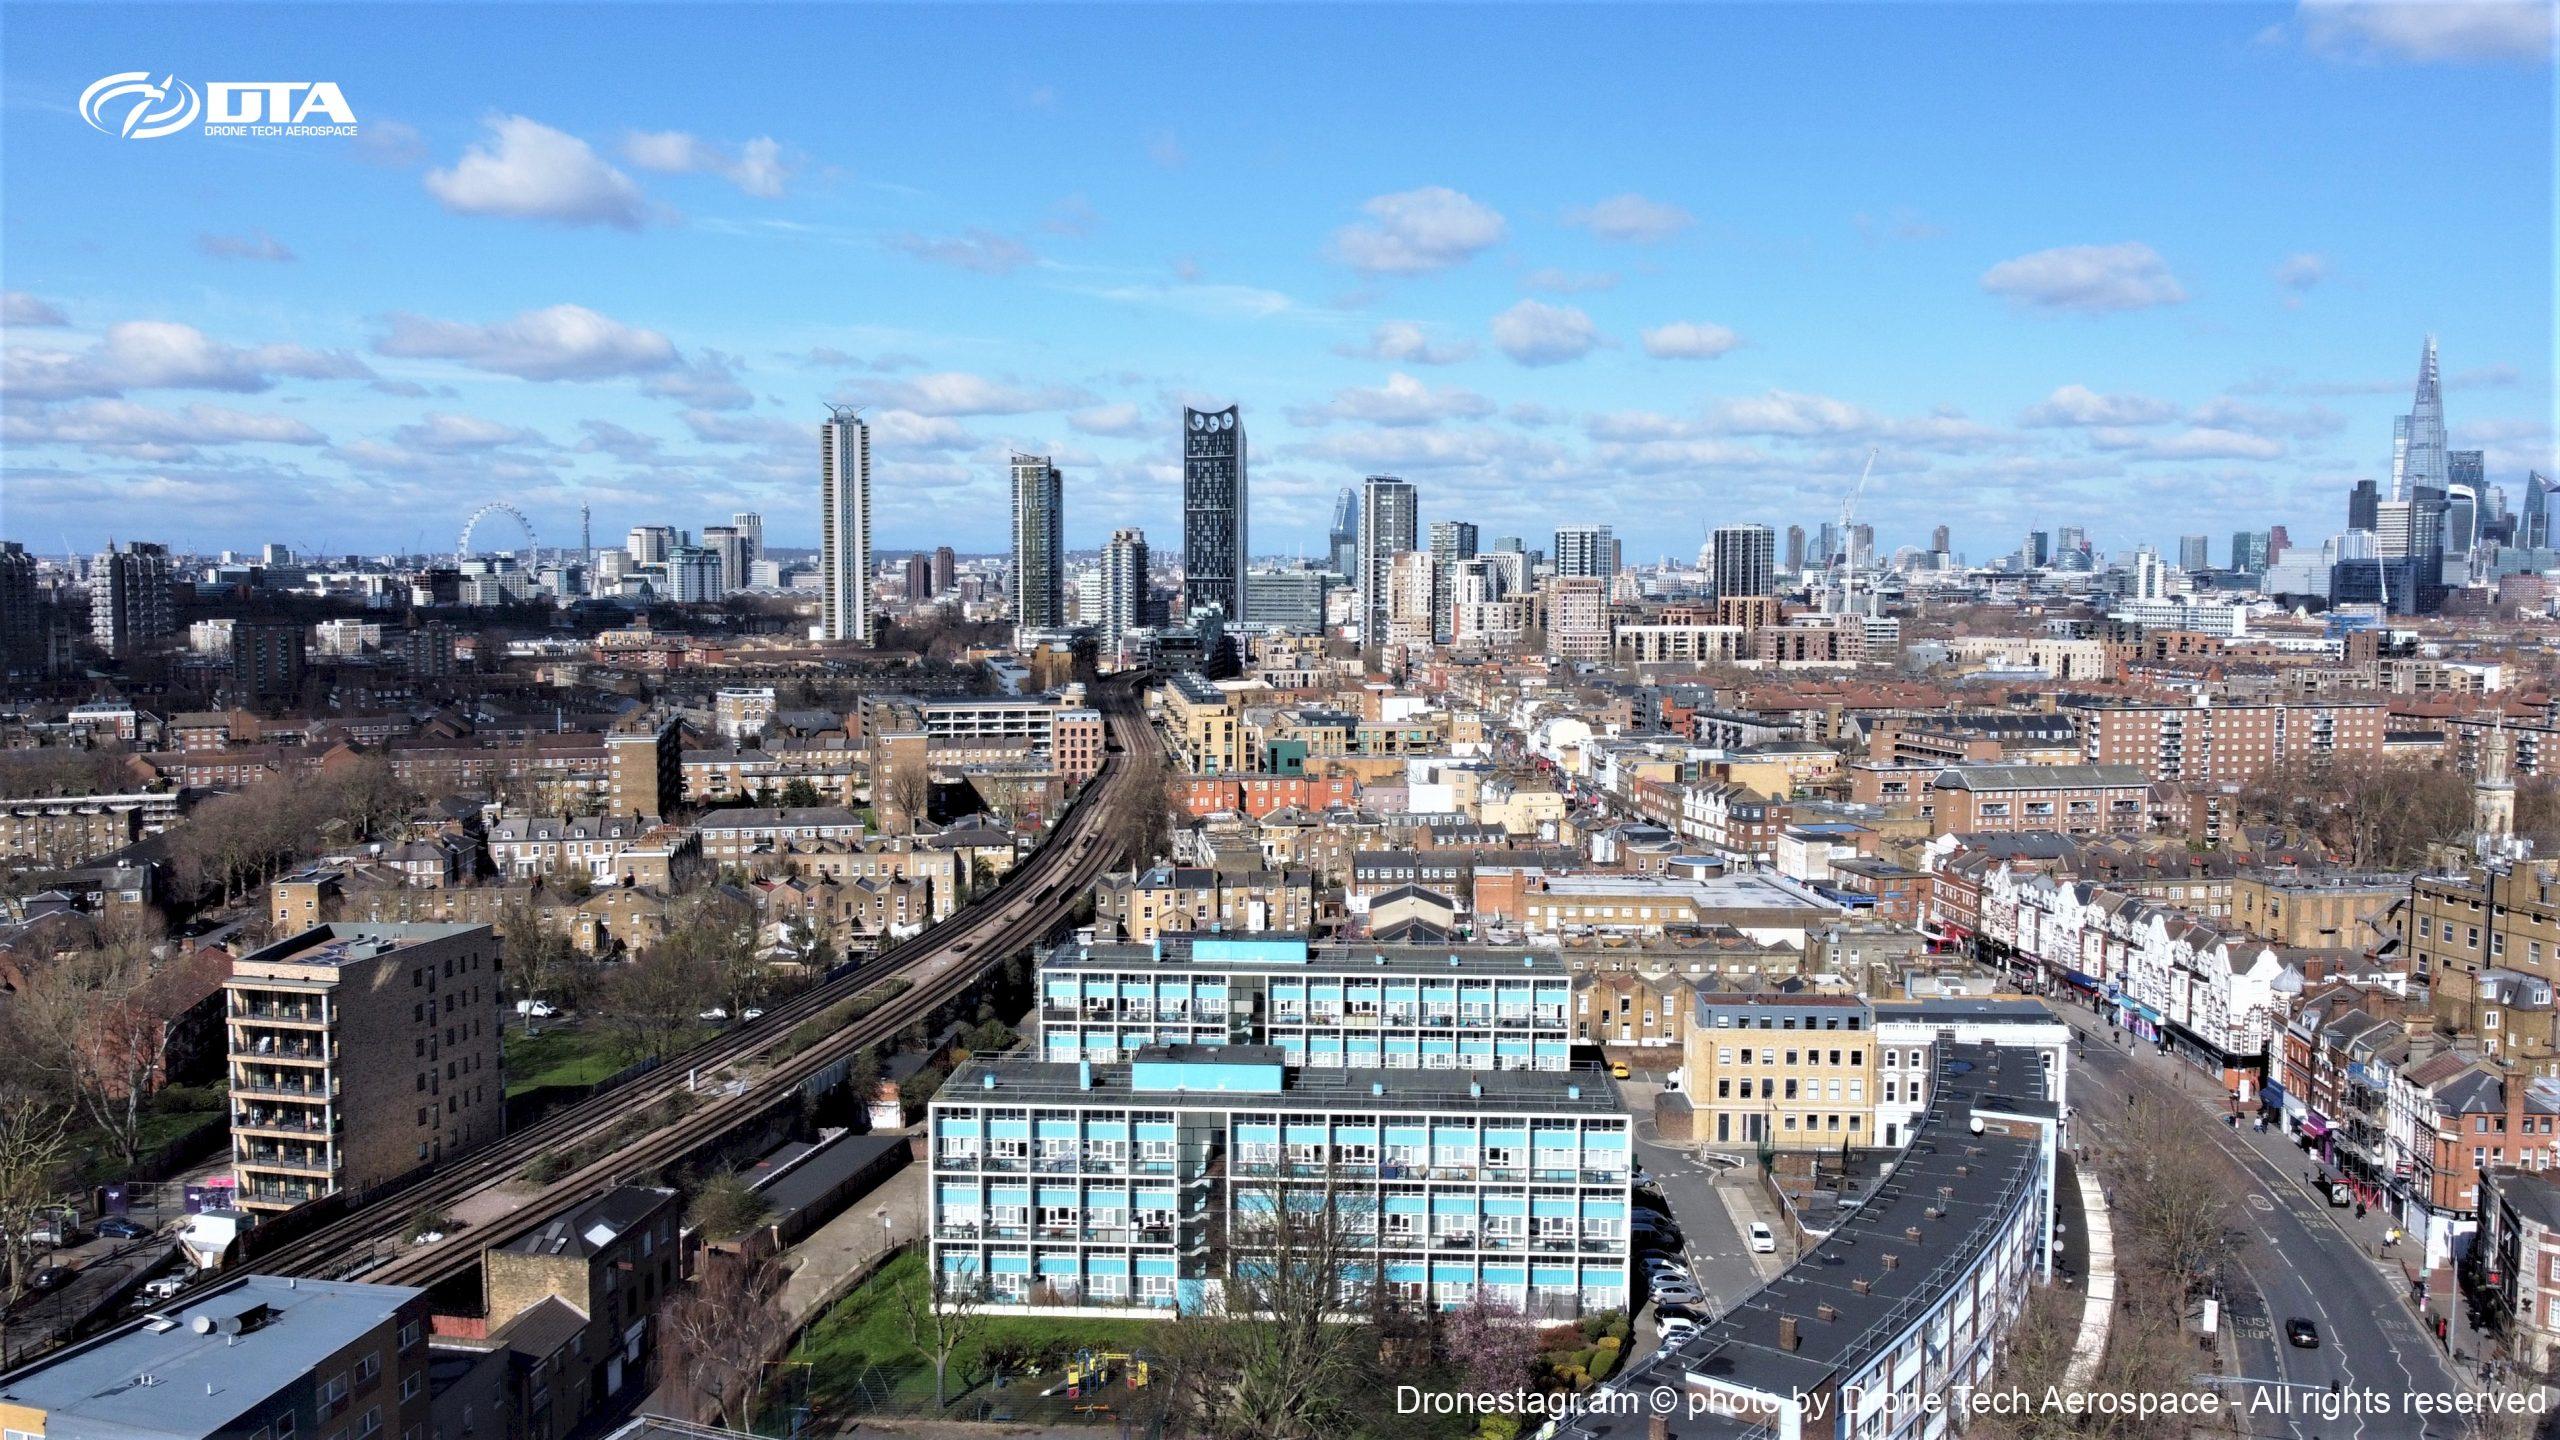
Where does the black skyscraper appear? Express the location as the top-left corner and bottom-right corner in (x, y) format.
(2348, 478), (2380, 533)
(1182, 406), (1247, 624)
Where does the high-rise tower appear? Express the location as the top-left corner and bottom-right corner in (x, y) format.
(1710, 524), (1776, 599)
(1011, 453), (1065, 633)
(1182, 406), (1248, 624)
(820, 406), (873, 643)
(1428, 519), (1478, 642)
(1101, 528), (1149, 659)
(2392, 335), (2448, 502)
(1356, 475), (1418, 649)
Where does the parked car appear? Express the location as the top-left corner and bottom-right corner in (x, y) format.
(1610, 1062), (1631, 1079)
(1643, 1257), (1691, 1283)
(2285, 1317), (2320, 1349)
(697, 1007), (729, 1022)
(1650, 1281), (1704, 1309)
(95, 1216), (149, 1240)
(741, 1008), (765, 1021)
(515, 999), (558, 1019)
(27, 1266), (72, 1293)
(1747, 1222), (1777, 1254)
(28, 1218), (78, 1248)
(1658, 1315), (1701, 1346)
(141, 1275), (185, 1302)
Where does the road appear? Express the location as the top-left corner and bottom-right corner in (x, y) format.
(2067, 1017), (2470, 1438)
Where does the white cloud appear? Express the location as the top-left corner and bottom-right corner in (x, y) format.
(2274, 252), (2329, 291)
(373, 304), (679, 381)
(389, 411), (546, 452)
(1520, 268), (1619, 295)
(1329, 187), (1508, 276)
(886, 229), (1038, 275)
(1562, 193), (1694, 244)
(1490, 300), (1601, 367)
(640, 350), (752, 410)
(866, 409), (978, 452)
(1640, 322), (1743, 360)
(196, 229), (296, 263)
(2017, 384), (2179, 427)
(2186, 397), (2344, 438)
(2089, 426), (2286, 460)
(680, 411), (805, 448)
(1980, 242), (2187, 314)
(2293, 0), (2553, 61)
(1043, 194), (1100, 238)
(850, 371), (1087, 417)
(1338, 321), (1476, 366)
(3, 292), (68, 327)
(1290, 372), (1497, 428)
(577, 420), (665, 461)
(1703, 389), (1881, 437)
(6, 320), (371, 399)
(621, 131), (796, 198)
(1068, 403), (1146, 437)
(425, 116), (652, 229)
(1148, 131), (1188, 169)
(4, 399), (325, 452)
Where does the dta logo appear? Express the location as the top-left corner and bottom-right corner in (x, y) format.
(80, 72), (203, 140)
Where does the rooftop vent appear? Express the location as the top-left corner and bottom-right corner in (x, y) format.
(1851, 1278), (1871, 1295)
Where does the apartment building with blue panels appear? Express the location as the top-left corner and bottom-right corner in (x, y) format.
(928, 1044), (1632, 1319)
(1036, 934), (1574, 1071)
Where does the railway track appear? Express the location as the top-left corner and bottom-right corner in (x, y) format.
(243, 680), (1162, 1289)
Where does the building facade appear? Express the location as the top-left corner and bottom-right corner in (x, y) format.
(1182, 407), (1248, 625)
(820, 407), (874, 644)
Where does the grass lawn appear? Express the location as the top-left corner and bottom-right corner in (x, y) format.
(792, 1251), (1163, 1419)
(502, 1023), (631, 1096)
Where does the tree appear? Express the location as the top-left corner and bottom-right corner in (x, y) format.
(659, 1253), (789, 1427)
(1111, 755), (1178, 868)
(599, 942), (716, 1061)
(687, 1171), (770, 1241)
(500, 897), (588, 1013)
(894, 1258), (984, 1410)
(1437, 1292), (1541, 1398)
(10, 919), (203, 1165)
(778, 778), (825, 809)
(0, 1092), (73, 1367)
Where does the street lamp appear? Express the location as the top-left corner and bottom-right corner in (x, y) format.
(877, 1206), (895, 1256)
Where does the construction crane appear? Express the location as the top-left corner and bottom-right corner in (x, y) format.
(1833, 447), (1879, 615)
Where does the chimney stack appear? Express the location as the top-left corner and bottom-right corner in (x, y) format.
(1905, 1226), (1923, 1243)
(1817, 1303), (1839, 1322)
(1884, 1253), (1901, 1270)
(1778, 1316), (1801, 1352)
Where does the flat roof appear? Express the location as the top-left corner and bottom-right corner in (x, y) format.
(1533, 873), (1835, 912)
(1046, 934), (1570, 979)
(0, 1276), (420, 1440)
(940, 1048), (1624, 1117)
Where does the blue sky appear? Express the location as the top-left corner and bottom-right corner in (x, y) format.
(2, 1), (2551, 562)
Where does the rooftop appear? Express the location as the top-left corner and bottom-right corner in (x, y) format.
(0, 1276), (421, 1440)
(940, 1045), (1622, 1117)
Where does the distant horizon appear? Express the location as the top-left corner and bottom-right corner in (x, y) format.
(5, 4), (2550, 560)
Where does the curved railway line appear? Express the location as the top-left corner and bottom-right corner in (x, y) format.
(240, 677), (1162, 1291)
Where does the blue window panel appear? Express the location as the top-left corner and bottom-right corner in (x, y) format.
(989, 1119), (1031, 1139)
(1531, 1266), (1576, 1287)
(1285, 1124), (1330, 1145)
(1383, 1194), (1428, 1214)
(1430, 1195), (1478, 1215)
(1483, 1263), (1528, 1285)
(1037, 1254), (1079, 1276)
(1386, 1263), (1428, 1284)
(937, 1185), (979, 1206)
(1036, 1120), (1080, 1140)
(1335, 1125), (1380, 1146)
(1485, 1127), (1531, 1149)
(1431, 1126), (1477, 1148)
(1136, 1256), (1179, 1277)
(1482, 1195), (1528, 1216)
(1385, 1125), (1428, 1148)
(1586, 1200), (1626, 1220)
(1036, 1187), (1079, 1207)
(1088, 1255), (1132, 1275)
(1136, 1122), (1178, 1142)
(1347, 1043), (1384, 1066)
(943, 1254), (984, 1273)
(1430, 1262), (1476, 1283)
(1494, 1040), (1530, 1057)
(1311, 983), (1343, 1002)
(990, 1253), (1033, 1275)
(1420, 1038), (1456, 1056)
(990, 1187), (1030, 1207)
(1585, 1129), (1629, 1148)
(1235, 1123), (1280, 1145)
(1531, 1197), (1576, 1218)
(1088, 1120), (1131, 1139)
(936, 1117), (982, 1136)
(1136, 1189), (1176, 1208)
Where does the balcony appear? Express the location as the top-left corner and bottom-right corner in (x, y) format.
(233, 1109), (334, 1137)
(232, 1076), (333, 1100)
(242, 1181), (325, 1207)
(234, 1036), (331, 1063)
(237, 1146), (335, 1176)
(231, 1002), (326, 1026)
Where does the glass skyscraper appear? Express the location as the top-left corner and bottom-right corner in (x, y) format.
(1182, 406), (1248, 624)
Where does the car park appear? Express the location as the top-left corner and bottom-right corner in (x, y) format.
(1650, 1281), (1704, 1309)
(1643, 1257), (1691, 1283)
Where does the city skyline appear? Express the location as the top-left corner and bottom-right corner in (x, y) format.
(3, 4), (2552, 562)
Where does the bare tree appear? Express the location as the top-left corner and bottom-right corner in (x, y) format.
(659, 1253), (789, 1427)
(11, 919), (202, 1165)
(598, 941), (716, 1061)
(894, 1258), (984, 1410)
(0, 1092), (73, 1367)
